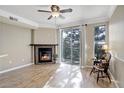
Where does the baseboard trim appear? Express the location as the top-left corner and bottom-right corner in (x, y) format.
(0, 63), (33, 74)
(108, 70), (119, 88)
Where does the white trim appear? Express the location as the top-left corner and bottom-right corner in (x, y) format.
(79, 25), (83, 67)
(0, 9), (39, 29)
(114, 55), (124, 63)
(108, 70), (119, 88)
(60, 17), (109, 28)
(0, 54), (8, 58)
(0, 63), (33, 74)
(108, 6), (117, 18)
(110, 51), (124, 63)
(59, 28), (62, 63)
(83, 17), (109, 24)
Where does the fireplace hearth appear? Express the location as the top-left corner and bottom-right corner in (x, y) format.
(30, 44), (58, 64)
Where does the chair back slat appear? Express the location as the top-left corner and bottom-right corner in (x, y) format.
(105, 52), (111, 62)
(102, 52), (111, 72)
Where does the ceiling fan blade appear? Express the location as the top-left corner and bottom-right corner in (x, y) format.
(48, 15), (52, 20)
(59, 14), (65, 19)
(60, 8), (72, 13)
(38, 10), (51, 13)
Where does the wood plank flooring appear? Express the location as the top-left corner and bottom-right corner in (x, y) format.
(0, 63), (116, 88)
(0, 63), (59, 88)
(44, 63), (116, 88)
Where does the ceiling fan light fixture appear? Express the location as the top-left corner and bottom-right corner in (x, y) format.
(38, 5), (73, 20)
(52, 12), (60, 17)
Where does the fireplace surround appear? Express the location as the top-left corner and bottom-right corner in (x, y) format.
(30, 44), (58, 64)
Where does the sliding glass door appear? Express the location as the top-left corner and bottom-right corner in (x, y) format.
(61, 27), (80, 65)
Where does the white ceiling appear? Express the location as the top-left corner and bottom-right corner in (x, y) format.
(0, 5), (116, 28)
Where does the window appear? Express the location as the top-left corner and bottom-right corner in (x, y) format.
(94, 25), (106, 59)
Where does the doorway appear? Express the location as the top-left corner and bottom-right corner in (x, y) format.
(61, 27), (81, 65)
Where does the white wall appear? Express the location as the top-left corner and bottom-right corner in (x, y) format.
(109, 5), (124, 87)
(34, 28), (57, 44)
(0, 22), (31, 72)
(109, 6), (124, 60)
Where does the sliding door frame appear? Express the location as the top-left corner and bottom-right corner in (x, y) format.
(59, 25), (84, 66)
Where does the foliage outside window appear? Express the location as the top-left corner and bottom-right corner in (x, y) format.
(94, 25), (106, 59)
(61, 28), (80, 64)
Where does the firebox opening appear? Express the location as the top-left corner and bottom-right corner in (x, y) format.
(38, 48), (52, 62)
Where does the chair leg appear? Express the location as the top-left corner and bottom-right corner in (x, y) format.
(90, 67), (94, 75)
(101, 71), (103, 77)
(106, 71), (111, 83)
(97, 71), (100, 83)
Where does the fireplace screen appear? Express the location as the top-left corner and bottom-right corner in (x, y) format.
(38, 48), (52, 62)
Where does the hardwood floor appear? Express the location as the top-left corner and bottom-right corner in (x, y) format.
(0, 63), (59, 88)
(44, 63), (116, 88)
(0, 63), (116, 88)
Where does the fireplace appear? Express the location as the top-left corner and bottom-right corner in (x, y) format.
(30, 44), (58, 64)
(38, 48), (52, 62)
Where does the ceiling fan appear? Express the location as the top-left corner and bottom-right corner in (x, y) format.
(37, 5), (73, 20)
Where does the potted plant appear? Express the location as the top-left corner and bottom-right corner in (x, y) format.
(53, 54), (58, 63)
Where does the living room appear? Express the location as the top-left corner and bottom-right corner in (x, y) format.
(0, 3), (124, 89)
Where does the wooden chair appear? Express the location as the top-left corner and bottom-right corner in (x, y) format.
(90, 57), (101, 75)
(90, 52), (111, 83)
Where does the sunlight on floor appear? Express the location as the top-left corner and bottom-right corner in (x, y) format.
(44, 63), (84, 88)
(43, 62), (116, 88)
